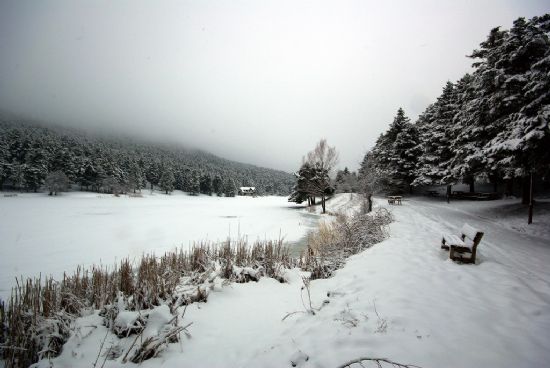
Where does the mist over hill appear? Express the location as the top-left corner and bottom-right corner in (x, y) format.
(0, 117), (294, 195)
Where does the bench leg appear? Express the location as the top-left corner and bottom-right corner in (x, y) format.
(449, 245), (456, 260)
(441, 238), (449, 250)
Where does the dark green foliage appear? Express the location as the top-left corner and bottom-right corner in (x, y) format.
(0, 120), (294, 195)
(159, 167), (175, 194)
(224, 177), (237, 197)
(213, 174), (223, 196)
(362, 14), (550, 194)
(45, 170), (69, 195)
(363, 108), (420, 193)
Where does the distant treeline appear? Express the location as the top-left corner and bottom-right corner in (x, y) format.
(0, 120), (294, 195)
(360, 15), (550, 196)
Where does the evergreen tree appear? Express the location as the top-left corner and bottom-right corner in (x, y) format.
(145, 160), (162, 191)
(200, 173), (213, 195)
(0, 136), (9, 189)
(159, 167), (175, 194)
(368, 108), (419, 193)
(414, 83), (458, 188)
(189, 170), (201, 195)
(22, 142), (49, 192)
(224, 177), (237, 197)
(127, 160), (144, 193)
(213, 174), (223, 196)
(288, 161), (315, 204)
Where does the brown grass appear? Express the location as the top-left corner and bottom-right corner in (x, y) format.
(0, 238), (294, 367)
(1, 208), (393, 367)
(300, 208), (393, 279)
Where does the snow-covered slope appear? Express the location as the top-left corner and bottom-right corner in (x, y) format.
(48, 196), (550, 368)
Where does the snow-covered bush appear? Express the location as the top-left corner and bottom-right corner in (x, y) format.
(301, 208), (393, 279)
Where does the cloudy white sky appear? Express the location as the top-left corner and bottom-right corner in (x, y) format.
(0, 0), (548, 172)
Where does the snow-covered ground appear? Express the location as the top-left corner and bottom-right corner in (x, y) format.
(4, 195), (550, 368)
(41, 195), (550, 368)
(0, 191), (325, 300)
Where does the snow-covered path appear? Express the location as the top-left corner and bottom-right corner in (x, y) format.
(50, 196), (550, 368)
(404, 198), (550, 306)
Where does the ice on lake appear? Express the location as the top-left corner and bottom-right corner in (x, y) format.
(0, 191), (319, 300)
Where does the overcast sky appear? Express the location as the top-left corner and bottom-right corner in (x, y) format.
(0, 1), (548, 172)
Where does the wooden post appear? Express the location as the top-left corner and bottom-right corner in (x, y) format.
(528, 171), (533, 224)
(367, 194), (373, 213)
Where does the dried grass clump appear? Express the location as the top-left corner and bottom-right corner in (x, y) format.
(301, 207), (393, 279)
(0, 276), (71, 368)
(0, 238), (296, 367)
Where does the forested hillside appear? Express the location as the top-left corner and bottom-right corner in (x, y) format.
(361, 14), (550, 196)
(0, 119), (294, 195)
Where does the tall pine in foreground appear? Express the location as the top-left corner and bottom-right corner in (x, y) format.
(368, 108), (419, 193)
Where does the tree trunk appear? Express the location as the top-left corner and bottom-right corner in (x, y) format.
(446, 185), (452, 204)
(367, 194), (373, 213)
(521, 176), (530, 205)
(409, 184), (413, 194)
(321, 195), (326, 213)
(505, 177), (514, 197)
(528, 172), (534, 224)
(469, 180), (475, 193)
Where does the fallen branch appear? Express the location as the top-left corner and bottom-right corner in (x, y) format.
(336, 357), (422, 368)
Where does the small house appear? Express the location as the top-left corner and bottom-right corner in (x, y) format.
(238, 187), (256, 196)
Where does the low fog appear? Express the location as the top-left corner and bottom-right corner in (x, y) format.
(0, 0), (547, 172)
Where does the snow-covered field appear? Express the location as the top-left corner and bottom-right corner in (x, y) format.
(43, 195), (550, 368)
(0, 191), (331, 300)
(2, 193), (549, 368)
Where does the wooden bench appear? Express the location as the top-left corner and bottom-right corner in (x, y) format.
(441, 223), (484, 264)
(387, 196), (402, 205)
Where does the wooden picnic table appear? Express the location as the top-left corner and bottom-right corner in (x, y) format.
(387, 195), (402, 205)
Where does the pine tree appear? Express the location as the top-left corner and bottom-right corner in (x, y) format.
(23, 141), (49, 192)
(145, 161), (161, 191)
(224, 177), (237, 197)
(128, 160), (144, 193)
(213, 174), (223, 196)
(189, 170), (201, 195)
(368, 108), (419, 193)
(414, 83), (458, 188)
(484, 15), (550, 178)
(200, 173), (213, 195)
(159, 167), (175, 194)
(288, 161), (315, 204)
(0, 136), (9, 189)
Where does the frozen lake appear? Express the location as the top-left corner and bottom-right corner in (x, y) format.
(0, 191), (320, 300)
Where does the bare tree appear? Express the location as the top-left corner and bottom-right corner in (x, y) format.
(306, 139), (339, 174)
(306, 139), (339, 213)
(358, 152), (388, 213)
(45, 171), (70, 196)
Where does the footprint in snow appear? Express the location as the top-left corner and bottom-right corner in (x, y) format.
(290, 351), (309, 367)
